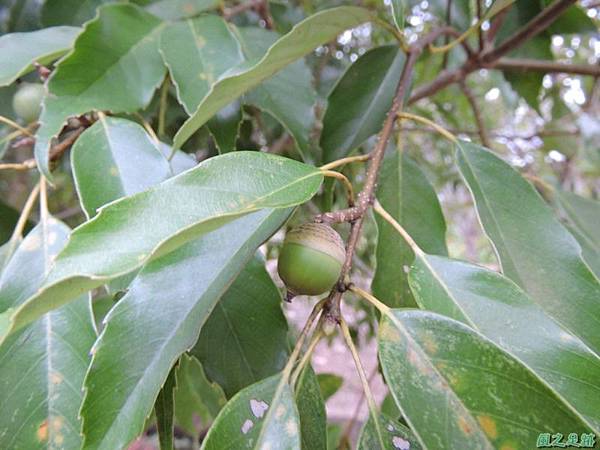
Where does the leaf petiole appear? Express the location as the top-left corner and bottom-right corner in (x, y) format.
(396, 112), (458, 143)
(321, 170), (355, 206)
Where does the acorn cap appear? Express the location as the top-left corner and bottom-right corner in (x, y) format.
(284, 223), (345, 265)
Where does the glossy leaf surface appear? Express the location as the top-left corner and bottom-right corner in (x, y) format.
(201, 374), (301, 450)
(238, 27), (317, 159)
(357, 413), (421, 450)
(0, 219), (95, 450)
(555, 190), (600, 277)
(456, 141), (600, 356)
(410, 253), (600, 431)
(173, 354), (227, 435)
(320, 46), (405, 163)
(373, 152), (447, 307)
(173, 6), (372, 149)
(295, 366), (327, 450)
(0, 26), (80, 86)
(80, 209), (291, 450)
(379, 310), (591, 450)
(0, 152), (322, 344)
(71, 116), (171, 218)
(41, 0), (111, 26)
(193, 256), (289, 397)
(155, 366), (177, 450)
(34, 4), (166, 180)
(160, 15), (244, 115)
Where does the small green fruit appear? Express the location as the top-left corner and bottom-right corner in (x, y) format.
(12, 83), (45, 124)
(278, 223), (346, 296)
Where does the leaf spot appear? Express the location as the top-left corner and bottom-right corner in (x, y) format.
(285, 419), (297, 436)
(250, 399), (268, 418)
(477, 415), (497, 439)
(23, 234), (41, 251)
(53, 433), (64, 446)
(50, 372), (62, 385)
(241, 419), (253, 434)
(275, 405), (286, 419)
(47, 232), (58, 246)
(380, 323), (401, 343)
(458, 415), (473, 435)
(37, 420), (48, 442)
(109, 166), (119, 176)
(393, 435), (410, 449)
(51, 416), (64, 432)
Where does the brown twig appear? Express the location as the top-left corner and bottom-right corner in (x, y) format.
(481, 0), (576, 64)
(476, 0), (484, 51)
(316, 27), (453, 323)
(399, 124), (579, 140)
(494, 58), (600, 77)
(460, 80), (490, 147)
(33, 62), (51, 81)
(48, 127), (86, 162)
(409, 0), (578, 104)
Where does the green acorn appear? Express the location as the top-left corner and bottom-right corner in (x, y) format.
(278, 222), (346, 296)
(12, 83), (45, 124)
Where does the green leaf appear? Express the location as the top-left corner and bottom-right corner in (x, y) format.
(0, 26), (80, 86)
(456, 141), (600, 356)
(295, 366), (327, 450)
(34, 3), (166, 181)
(502, 37), (551, 110)
(237, 27), (317, 160)
(146, 0), (220, 20)
(80, 209), (290, 450)
(357, 413), (421, 450)
(316, 373), (343, 401)
(173, 6), (373, 150)
(0, 152), (322, 344)
(207, 101), (243, 153)
(390, 0), (405, 31)
(555, 190), (600, 277)
(379, 310), (592, 450)
(192, 256), (289, 397)
(372, 152), (447, 307)
(320, 46), (405, 163)
(155, 365), (177, 450)
(0, 219), (96, 450)
(160, 15), (245, 115)
(409, 253), (600, 431)
(71, 116), (171, 218)
(41, 0), (111, 26)
(201, 374), (301, 450)
(174, 354), (227, 436)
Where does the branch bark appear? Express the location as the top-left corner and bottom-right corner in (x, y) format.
(480, 0), (577, 64)
(316, 27), (453, 322)
(494, 58), (600, 76)
(409, 0), (579, 104)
